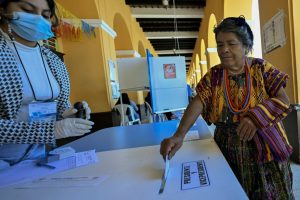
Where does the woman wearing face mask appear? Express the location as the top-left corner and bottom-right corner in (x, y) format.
(0, 0), (94, 168)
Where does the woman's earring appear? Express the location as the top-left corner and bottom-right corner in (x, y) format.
(7, 23), (12, 34)
(7, 23), (14, 40)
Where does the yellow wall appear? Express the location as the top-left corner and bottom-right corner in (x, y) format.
(224, 0), (252, 18)
(97, 0), (156, 55)
(56, 0), (109, 112)
(55, 0), (156, 112)
(259, 0), (297, 103)
(206, 14), (219, 69)
(291, 0), (300, 103)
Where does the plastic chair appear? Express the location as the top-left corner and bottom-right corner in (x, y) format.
(113, 104), (141, 126)
(144, 102), (167, 123)
(144, 102), (154, 123)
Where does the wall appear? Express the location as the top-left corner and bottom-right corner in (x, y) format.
(291, 0), (300, 103)
(55, 0), (156, 112)
(259, 0), (297, 103)
(56, 0), (109, 112)
(224, 0), (252, 18)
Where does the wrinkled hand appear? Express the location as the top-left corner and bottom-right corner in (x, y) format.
(236, 117), (257, 141)
(160, 135), (184, 160)
(62, 101), (91, 120)
(54, 118), (94, 139)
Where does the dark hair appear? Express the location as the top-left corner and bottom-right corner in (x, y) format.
(144, 92), (151, 105)
(116, 93), (131, 106)
(144, 92), (151, 113)
(213, 16), (254, 53)
(0, 0), (59, 26)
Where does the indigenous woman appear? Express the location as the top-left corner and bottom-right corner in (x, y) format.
(160, 16), (294, 199)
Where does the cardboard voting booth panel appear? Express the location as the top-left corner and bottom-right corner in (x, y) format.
(149, 56), (188, 113)
(117, 58), (149, 91)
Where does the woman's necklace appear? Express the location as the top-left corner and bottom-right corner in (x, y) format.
(223, 59), (252, 114)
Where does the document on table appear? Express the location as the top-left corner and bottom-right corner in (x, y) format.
(16, 176), (108, 189)
(0, 149), (98, 189)
(181, 160), (210, 190)
(75, 150), (98, 167)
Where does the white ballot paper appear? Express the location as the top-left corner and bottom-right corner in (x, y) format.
(159, 157), (170, 194)
(164, 158), (170, 180)
(0, 149), (98, 189)
(181, 160), (210, 190)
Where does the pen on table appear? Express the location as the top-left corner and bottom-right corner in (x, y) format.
(36, 162), (56, 169)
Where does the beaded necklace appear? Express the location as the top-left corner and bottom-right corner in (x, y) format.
(223, 59), (251, 114)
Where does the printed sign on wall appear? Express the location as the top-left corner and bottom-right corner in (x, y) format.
(108, 59), (120, 99)
(262, 10), (286, 54)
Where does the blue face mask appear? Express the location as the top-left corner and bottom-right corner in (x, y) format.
(10, 11), (54, 42)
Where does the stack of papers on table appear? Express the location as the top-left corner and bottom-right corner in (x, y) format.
(0, 149), (98, 188)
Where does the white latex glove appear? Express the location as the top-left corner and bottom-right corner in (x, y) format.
(62, 101), (91, 120)
(82, 101), (91, 120)
(54, 118), (94, 139)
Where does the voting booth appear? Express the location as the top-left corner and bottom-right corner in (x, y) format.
(116, 50), (188, 115)
(117, 57), (150, 91)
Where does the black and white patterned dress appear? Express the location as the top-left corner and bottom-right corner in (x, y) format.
(0, 33), (71, 147)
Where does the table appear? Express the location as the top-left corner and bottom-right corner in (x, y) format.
(0, 119), (248, 200)
(66, 118), (212, 152)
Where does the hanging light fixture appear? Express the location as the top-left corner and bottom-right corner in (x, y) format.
(162, 0), (169, 8)
(172, 0), (180, 56)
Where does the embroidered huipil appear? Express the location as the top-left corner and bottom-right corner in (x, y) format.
(196, 57), (292, 163)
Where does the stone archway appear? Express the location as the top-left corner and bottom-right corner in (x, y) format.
(138, 41), (146, 57)
(200, 39), (208, 77)
(207, 13), (220, 69)
(113, 13), (133, 51)
(195, 54), (201, 82)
